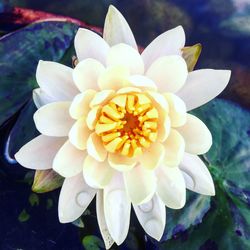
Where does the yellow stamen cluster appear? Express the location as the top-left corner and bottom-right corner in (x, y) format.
(95, 92), (159, 157)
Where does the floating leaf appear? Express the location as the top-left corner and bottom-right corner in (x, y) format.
(160, 99), (250, 249)
(163, 191), (210, 240)
(29, 193), (39, 207)
(18, 209), (30, 222)
(182, 43), (202, 71)
(82, 235), (104, 250)
(0, 20), (79, 127)
(32, 169), (64, 193)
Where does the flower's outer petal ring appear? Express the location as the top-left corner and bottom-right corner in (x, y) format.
(53, 140), (87, 178)
(176, 114), (212, 155)
(96, 190), (114, 249)
(58, 173), (97, 223)
(106, 43), (144, 75)
(142, 26), (185, 70)
(133, 194), (166, 241)
(103, 5), (137, 49)
(156, 165), (186, 209)
(33, 88), (56, 108)
(177, 69), (231, 111)
(15, 135), (66, 170)
(146, 55), (188, 93)
(179, 153), (215, 196)
(36, 60), (78, 101)
(104, 173), (131, 245)
(74, 28), (109, 65)
(34, 102), (74, 137)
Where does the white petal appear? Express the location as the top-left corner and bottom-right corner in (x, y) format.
(74, 28), (109, 65)
(176, 114), (212, 155)
(103, 5), (137, 49)
(87, 133), (107, 162)
(15, 135), (66, 170)
(179, 153), (215, 196)
(32, 88), (56, 108)
(106, 43), (144, 75)
(156, 166), (186, 209)
(164, 93), (187, 127)
(86, 106), (101, 130)
(90, 90), (115, 108)
(36, 60), (78, 101)
(163, 129), (185, 167)
(68, 118), (91, 150)
(177, 69), (231, 111)
(133, 194), (166, 241)
(142, 26), (185, 70)
(138, 142), (165, 170)
(73, 59), (105, 92)
(104, 173), (131, 245)
(128, 75), (157, 91)
(124, 164), (156, 204)
(96, 190), (114, 249)
(108, 153), (137, 171)
(34, 102), (74, 137)
(146, 55), (188, 93)
(58, 173), (96, 223)
(98, 65), (130, 90)
(53, 140), (86, 177)
(83, 156), (114, 188)
(69, 90), (96, 120)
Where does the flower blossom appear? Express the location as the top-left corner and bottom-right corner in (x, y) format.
(15, 5), (231, 248)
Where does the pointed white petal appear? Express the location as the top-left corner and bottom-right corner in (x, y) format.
(156, 166), (186, 209)
(164, 93), (187, 127)
(73, 59), (105, 92)
(133, 194), (166, 241)
(87, 133), (107, 162)
(128, 75), (157, 91)
(68, 118), (91, 150)
(58, 173), (96, 223)
(34, 102), (74, 137)
(104, 173), (131, 245)
(124, 164), (156, 204)
(98, 65), (130, 90)
(162, 129), (185, 167)
(179, 153), (215, 196)
(74, 28), (109, 64)
(36, 60), (78, 101)
(177, 69), (231, 111)
(69, 90), (96, 120)
(108, 153), (137, 171)
(53, 140), (86, 178)
(90, 90), (115, 108)
(142, 26), (185, 70)
(96, 190), (114, 249)
(176, 114), (212, 155)
(103, 5), (137, 49)
(106, 43), (144, 75)
(83, 156), (114, 188)
(32, 88), (56, 108)
(15, 135), (66, 170)
(138, 142), (165, 170)
(146, 55), (188, 93)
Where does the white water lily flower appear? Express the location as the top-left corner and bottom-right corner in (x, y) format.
(15, 5), (231, 248)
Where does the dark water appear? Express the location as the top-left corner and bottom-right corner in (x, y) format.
(0, 0), (250, 249)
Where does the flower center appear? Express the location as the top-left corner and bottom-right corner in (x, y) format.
(95, 92), (159, 157)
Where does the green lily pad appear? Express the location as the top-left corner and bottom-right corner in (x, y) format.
(0, 20), (79, 127)
(160, 99), (250, 249)
(82, 235), (104, 250)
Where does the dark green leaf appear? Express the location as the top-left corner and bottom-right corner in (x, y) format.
(82, 235), (104, 250)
